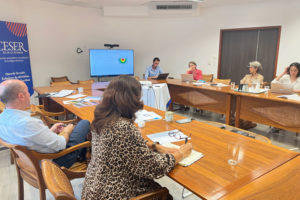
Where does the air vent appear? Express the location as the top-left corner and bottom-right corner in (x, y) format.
(156, 4), (193, 10)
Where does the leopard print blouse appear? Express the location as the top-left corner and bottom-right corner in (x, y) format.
(81, 118), (176, 200)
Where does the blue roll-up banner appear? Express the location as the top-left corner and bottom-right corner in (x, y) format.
(0, 21), (33, 95)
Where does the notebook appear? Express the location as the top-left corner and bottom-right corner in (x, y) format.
(163, 143), (204, 167)
(181, 74), (194, 82)
(152, 73), (169, 80)
(271, 82), (294, 94)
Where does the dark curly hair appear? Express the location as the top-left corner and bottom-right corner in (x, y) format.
(92, 75), (144, 133)
(287, 62), (300, 77)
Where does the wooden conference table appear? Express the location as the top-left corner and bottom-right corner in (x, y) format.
(166, 79), (233, 125)
(165, 79), (300, 133)
(34, 83), (300, 200)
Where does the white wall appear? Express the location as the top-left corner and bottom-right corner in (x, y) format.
(0, 0), (300, 88)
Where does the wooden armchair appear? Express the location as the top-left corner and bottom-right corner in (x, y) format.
(202, 74), (213, 82)
(51, 76), (70, 83)
(30, 104), (78, 128)
(78, 79), (94, 85)
(50, 81), (72, 86)
(41, 159), (170, 200)
(130, 188), (169, 200)
(0, 137), (15, 164)
(50, 76), (72, 85)
(41, 159), (77, 200)
(11, 141), (90, 200)
(213, 78), (231, 85)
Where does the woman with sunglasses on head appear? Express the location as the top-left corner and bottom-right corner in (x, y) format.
(82, 75), (192, 200)
(272, 62), (300, 92)
(236, 61), (264, 130)
(240, 61), (264, 85)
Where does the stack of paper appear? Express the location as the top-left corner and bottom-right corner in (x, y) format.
(163, 143), (204, 167)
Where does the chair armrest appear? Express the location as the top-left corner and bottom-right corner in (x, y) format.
(62, 167), (86, 179)
(41, 110), (66, 117)
(31, 104), (66, 117)
(31, 141), (91, 160)
(43, 116), (79, 126)
(130, 187), (169, 200)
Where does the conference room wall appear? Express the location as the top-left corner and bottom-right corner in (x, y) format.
(0, 0), (299, 91)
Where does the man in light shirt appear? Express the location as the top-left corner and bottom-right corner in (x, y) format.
(0, 79), (90, 168)
(144, 57), (163, 79)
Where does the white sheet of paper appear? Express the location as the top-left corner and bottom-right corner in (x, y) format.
(277, 94), (300, 101)
(147, 130), (190, 144)
(66, 94), (86, 99)
(135, 110), (162, 123)
(50, 90), (74, 98)
(163, 143), (204, 166)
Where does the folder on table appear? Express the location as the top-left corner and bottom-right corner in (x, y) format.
(163, 143), (204, 167)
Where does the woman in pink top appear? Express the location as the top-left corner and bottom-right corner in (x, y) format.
(186, 61), (202, 80)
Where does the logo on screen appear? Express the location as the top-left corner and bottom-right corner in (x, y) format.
(119, 58), (127, 63)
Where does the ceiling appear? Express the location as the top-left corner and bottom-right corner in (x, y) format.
(41, 0), (271, 9)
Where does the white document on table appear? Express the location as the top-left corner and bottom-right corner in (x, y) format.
(163, 143), (204, 167)
(66, 94), (86, 99)
(147, 130), (190, 144)
(50, 90), (74, 97)
(135, 110), (162, 123)
(277, 94), (300, 101)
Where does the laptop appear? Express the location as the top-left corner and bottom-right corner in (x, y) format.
(152, 73), (169, 80)
(181, 74), (194, 82)
(271, 82), (294, 94)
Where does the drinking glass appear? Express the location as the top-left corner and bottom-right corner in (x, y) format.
(227, 143), (240, 166)
(78, 87), (83, 93)
(264, 86), (270, 90)
(230, 82), (235, 90)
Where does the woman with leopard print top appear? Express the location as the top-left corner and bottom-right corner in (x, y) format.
(82, 75), (192, 200)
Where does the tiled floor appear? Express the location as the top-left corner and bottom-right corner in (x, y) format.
(1, 109), (299, 199)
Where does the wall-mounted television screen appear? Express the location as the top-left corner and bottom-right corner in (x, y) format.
(89, 49), (134, 77)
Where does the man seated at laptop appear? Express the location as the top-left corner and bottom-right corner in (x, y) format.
(145, 57), (163, 79)
(186, 61), (202, 81)
(271, 62), (300, 92)
(0, 79), (90, 168)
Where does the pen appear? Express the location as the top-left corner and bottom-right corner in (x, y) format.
(185, 133), (192, 144)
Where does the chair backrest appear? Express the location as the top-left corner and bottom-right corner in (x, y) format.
(213, 78), (231, 85)
(78, 79), (94, 85)
(51, 76), (70, 83)
(41, 159), (76, 200)
(50, 81), (72, 86)
(11, 145), (46, 194)
(202, 74), (213, 82)
(0, 101), (5, 113)
(30, 104), (53, 127)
